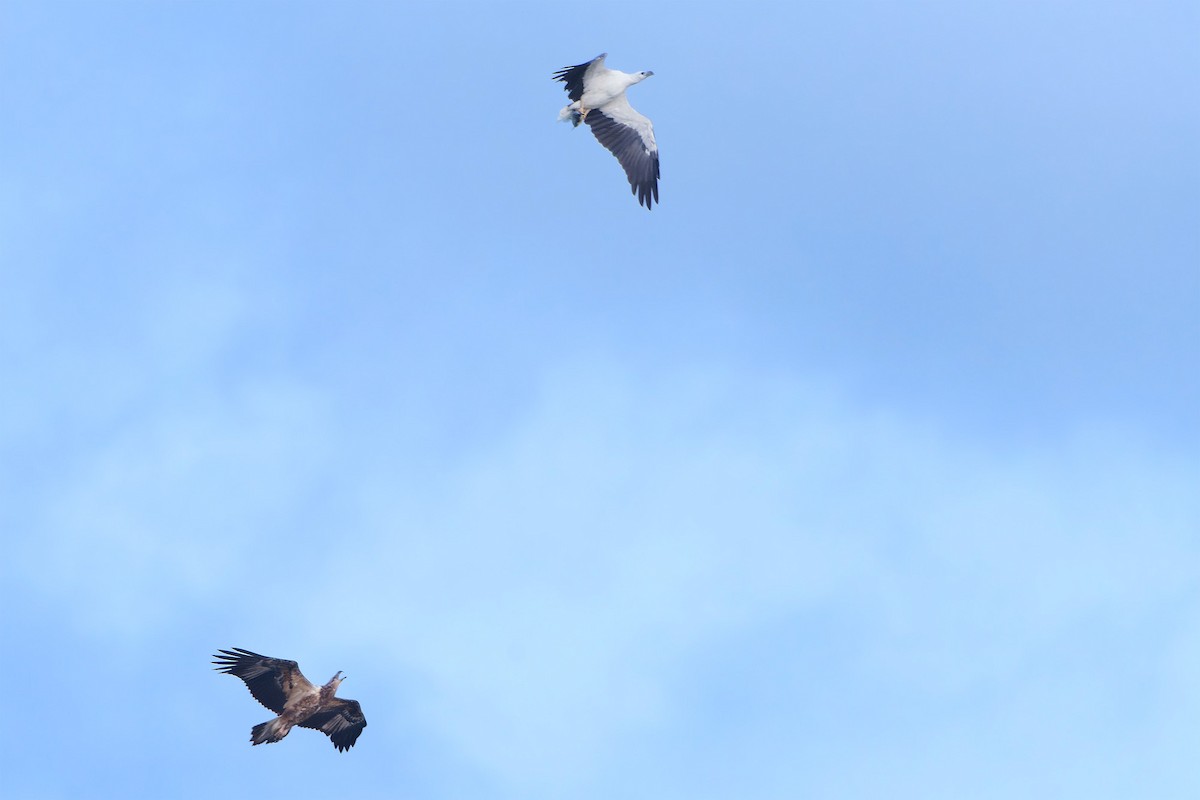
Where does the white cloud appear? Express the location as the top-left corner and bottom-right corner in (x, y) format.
(11, 351), (1193, 795)
(11, 377), (332, 638)
(288, 360), (1199, 795)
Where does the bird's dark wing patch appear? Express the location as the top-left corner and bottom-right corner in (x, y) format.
(552, 53), (606, 101)
(212, 648), (315, 714)
(299, 698), (367, 752)
(586, 110), (660, 209)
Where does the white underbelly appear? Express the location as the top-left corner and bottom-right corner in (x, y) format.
(581, 87), (620, 110)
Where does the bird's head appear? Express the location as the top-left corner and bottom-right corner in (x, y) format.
(639, 70), (655, 80)
(328, 671), (345, 691)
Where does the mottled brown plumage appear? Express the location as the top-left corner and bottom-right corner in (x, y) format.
(213, 648), (366, 752)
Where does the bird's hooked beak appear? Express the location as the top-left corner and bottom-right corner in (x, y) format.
(643, 70), (655, 77)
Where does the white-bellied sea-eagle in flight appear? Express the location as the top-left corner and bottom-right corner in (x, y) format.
(554, 53), (659, 210)
(213, 647), (367, 752)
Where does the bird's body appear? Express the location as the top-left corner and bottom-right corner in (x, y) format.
(554, 53), (660, 209)
(562, 68), (637, 122)
(213, 648), (367, 752)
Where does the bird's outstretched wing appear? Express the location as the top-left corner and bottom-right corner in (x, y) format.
(212, 648), (316, 714)
(552, 53), (607, 101)
(299, 698), (367, 752)
(585, 95), (660, 209)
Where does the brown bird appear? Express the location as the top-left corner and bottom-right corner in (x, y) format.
(213, 648), (367, 752)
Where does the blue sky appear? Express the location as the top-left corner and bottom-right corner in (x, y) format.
(1, 1), (1197, 797)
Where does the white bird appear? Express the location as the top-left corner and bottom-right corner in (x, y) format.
(554, 53), (660, 210)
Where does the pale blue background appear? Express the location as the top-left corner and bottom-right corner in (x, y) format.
(2, 1), (1197, 798)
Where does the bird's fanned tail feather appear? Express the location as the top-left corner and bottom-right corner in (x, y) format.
(557, 106), (583, 126)
(250, 718), (288, 746)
